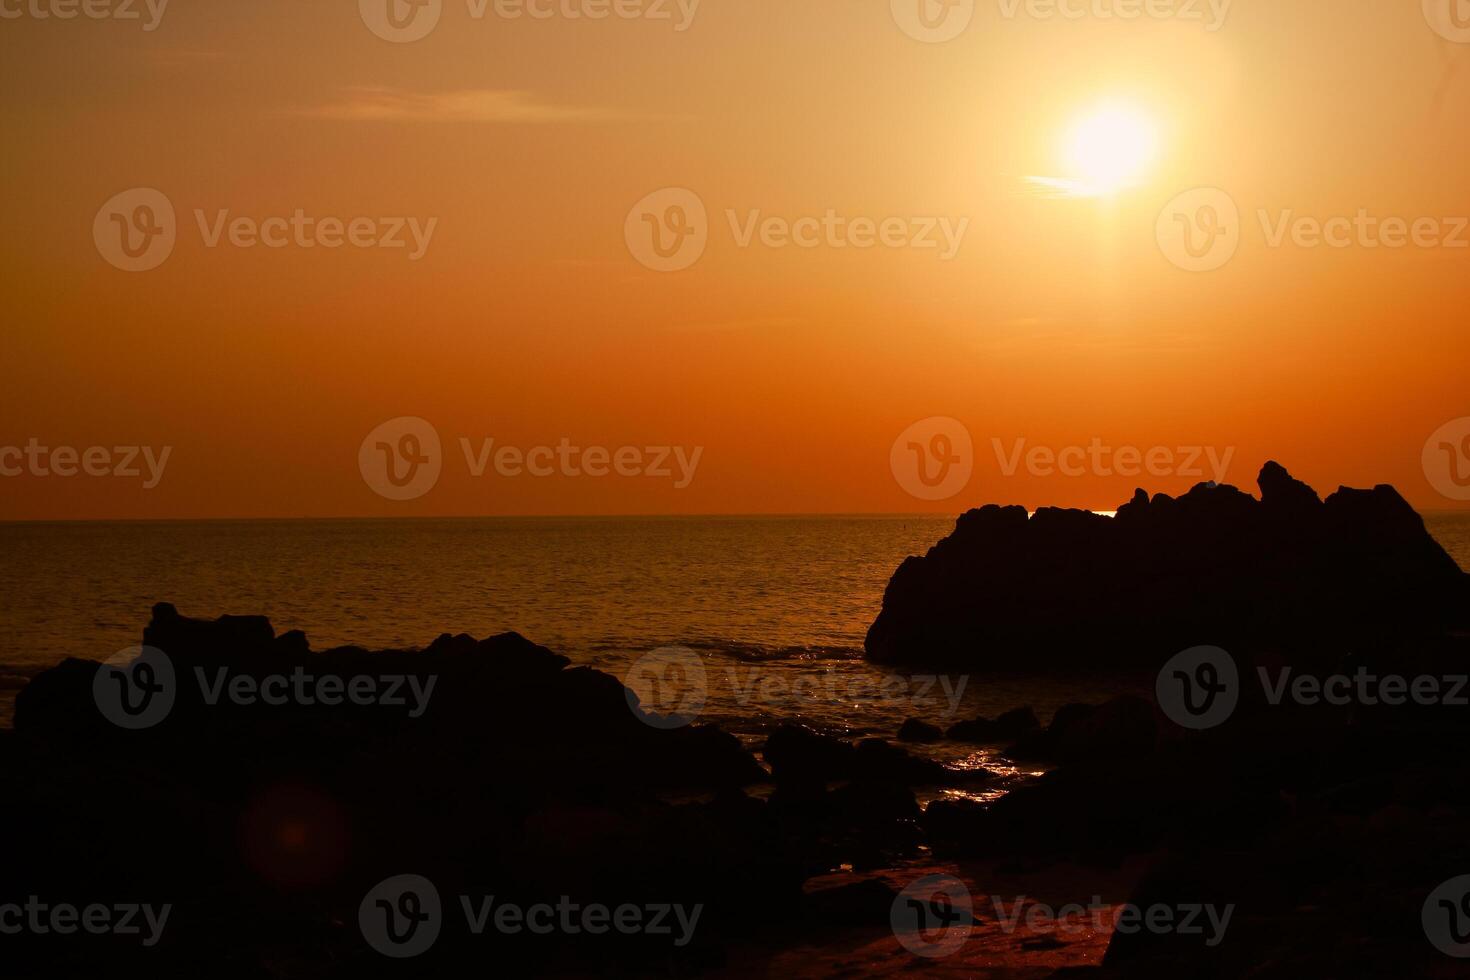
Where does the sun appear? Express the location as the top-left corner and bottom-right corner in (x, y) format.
(1059, 103), (1159, 196)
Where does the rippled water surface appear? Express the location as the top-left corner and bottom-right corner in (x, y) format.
(3, 513), (1467, 734)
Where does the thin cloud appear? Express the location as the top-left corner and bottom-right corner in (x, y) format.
(297, 87), (634, 124)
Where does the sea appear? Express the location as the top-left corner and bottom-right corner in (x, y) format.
(3, 514), (1469, 766)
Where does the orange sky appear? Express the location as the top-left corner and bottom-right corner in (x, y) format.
(2, 0), (1469, 519)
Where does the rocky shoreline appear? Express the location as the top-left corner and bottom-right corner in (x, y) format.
(6, 464), (1470, 975)
(5, 603), (1045, 977)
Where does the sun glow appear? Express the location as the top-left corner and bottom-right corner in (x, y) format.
(1057, 102), (1160, 197)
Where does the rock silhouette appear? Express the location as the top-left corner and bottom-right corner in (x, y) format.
(866, 462), (1470, 667)
(4, 604), (995, 977)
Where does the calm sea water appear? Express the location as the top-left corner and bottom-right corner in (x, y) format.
(3, 514), (1468, 746)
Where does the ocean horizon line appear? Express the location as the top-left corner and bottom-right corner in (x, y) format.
(4, 506), (1470, 526)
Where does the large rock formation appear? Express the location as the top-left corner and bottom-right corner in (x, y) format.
(866, 462), (1469, 667)
(6, 604), (1001, 976)
(4, 604), (794, 976)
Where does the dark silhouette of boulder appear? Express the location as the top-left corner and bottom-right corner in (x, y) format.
(865, 463), (1469, 668)
(802, 876), (900, 925)
(852, 737), (952, 785)
(4, 605), (804, 977)
(1007, 696), (1159, 764)
(947, 705), (1041, 743)
(762, 724), (856, 786)
(896, 717), (944, 742)
(761, 725), (982, 789)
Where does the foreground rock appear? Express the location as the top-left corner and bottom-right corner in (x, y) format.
(947, 705), (1040, 743)
(923, 636), (1470, 976)
(3, 604), (802, 977)
(865, 462), (1470, 668)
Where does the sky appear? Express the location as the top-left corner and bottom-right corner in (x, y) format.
(3, 0), (1470, 518)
